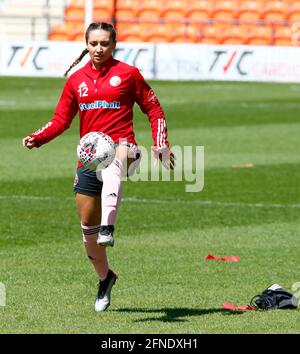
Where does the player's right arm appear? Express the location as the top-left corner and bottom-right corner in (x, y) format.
(23, 136), (37, 149)
(23, 78), (78, 149)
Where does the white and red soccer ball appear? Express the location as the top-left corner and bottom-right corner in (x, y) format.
(77, 132), (116, 170)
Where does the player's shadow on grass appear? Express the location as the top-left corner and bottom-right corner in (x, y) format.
(113, 307), (244, 323)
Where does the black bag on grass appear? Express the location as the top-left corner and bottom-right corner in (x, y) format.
(250, 284), (298, 310)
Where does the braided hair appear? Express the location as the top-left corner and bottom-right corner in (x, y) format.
(64, 48), (88, 77)
(64, 22), (116, 78)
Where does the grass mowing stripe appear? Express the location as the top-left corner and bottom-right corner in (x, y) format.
(1, 121), (299, 182)
(1, 195), (300, 209)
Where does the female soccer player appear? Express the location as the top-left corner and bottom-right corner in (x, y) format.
(22, 22), (174, 312)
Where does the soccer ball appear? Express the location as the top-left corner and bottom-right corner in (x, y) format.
(77, 132), (116, 170)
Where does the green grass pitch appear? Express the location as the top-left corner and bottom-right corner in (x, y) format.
(0, 76), (299, 333)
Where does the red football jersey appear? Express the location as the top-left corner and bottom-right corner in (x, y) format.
(30, 57), (169, 152)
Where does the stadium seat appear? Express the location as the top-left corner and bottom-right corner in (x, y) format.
(287, 1), (300, 22)
(73, 31), (85, 41)
(117, 23), (148, 42)
(161, 0), (187, 21)
(237, 1), (264, 22)
(136, 0), (164, 20)
(94, 0), (114, 7)
(262, 1), (288, 23)
(93, 10), (113, 22)
(49, 22), (84, 41)
(238, 23), (257, 40)
(51, 0), (115, 41)
(144, 23), (175, 42)
(48, 33), (74, 41)
(65, 6), (85, 22)
(212, 1), (238, 21)
(221, 26), (248, 45)
(200, 24), (223, 44)
(93, 0), (114, 19)
(246, 26), (273, 45)
(115, 0), (138, 20)
(185, 24), (201, 42)
(185, 0), (213, 20)
(274, 25), (292, 46)
(165, 24), (200, 43)
(119, 33), (144, 42)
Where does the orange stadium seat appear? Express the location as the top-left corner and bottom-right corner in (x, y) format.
(200, 24), (223, 44)
(246, 26), (273, 45)
(65, 0), (115, 23)
(117, 23), (149, 42)
(68, 0), (114, 9)
(161, 0), (187, 21)
(212, 1), (239, 21)
(287, 1), (300, 22)
(145, 23), (175, 42)
(93, 9), (113, 22)
(94, 0), (114, 7)
(115, 21), (131, 34)
(65, 6), (85, 21)
(119, 33), (144, 42)
(262, 1), (288, 23)
(93, 0), (114, 19)
(185, 0), (214, 23)
(185, 24), (202, 42)
(212, 21), (233, 32)
(221, 26), (248, 45)
(48, 33), (74, 41)
(238, 23), (257, 39)
(49, 22), (83, 41)
(237, 1), (264, 22)
(274, 25), (292, 46)
(115, 0), (138, 20)
(73, 31), (85, 41)
(159, 23), (200, 42)
(136, 0), (164, 20)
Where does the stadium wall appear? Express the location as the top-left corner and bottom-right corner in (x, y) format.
(1, 40), (300, 83)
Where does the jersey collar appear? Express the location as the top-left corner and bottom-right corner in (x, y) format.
(85, 57), (115, 78)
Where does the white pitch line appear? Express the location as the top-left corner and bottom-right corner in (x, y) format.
(124, 197), (300, 209)
(0, 195), (300, 209)
(0, 195), (57, 201)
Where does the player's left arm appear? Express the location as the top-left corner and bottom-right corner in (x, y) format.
(132, 68), (175, 170)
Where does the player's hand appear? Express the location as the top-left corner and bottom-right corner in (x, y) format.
(22, 136), (37, 149)
(152, 146), (175, 170)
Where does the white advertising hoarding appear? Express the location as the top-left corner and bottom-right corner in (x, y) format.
(0, 41), (154, 78)
(0, 41), (84, 77)
(155, 43), (300, 82)
(1, 40), (300, 83)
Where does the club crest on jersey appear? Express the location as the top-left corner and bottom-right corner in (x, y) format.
(109, 76), (121, 87)
(78, 82), (88, 97)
